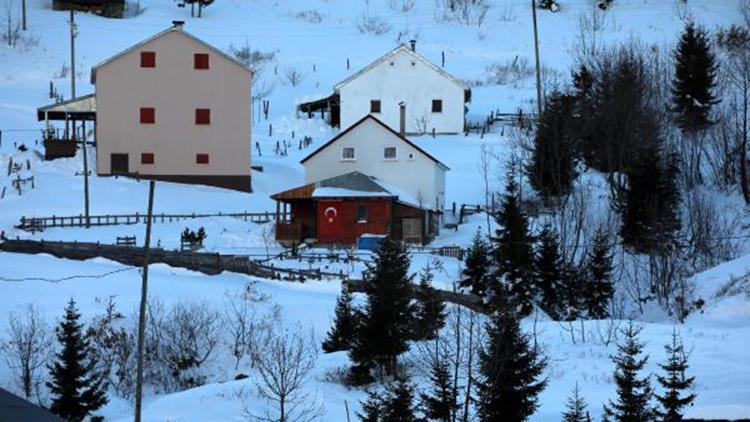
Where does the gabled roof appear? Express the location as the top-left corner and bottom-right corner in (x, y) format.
(333, 45), (468, 92)
(37, 94), (96, 121)
(272, 171), (422, 209)
(300, 114), (449, 170)
(90, 25), (251, 84)
(0, 388), (64, 422)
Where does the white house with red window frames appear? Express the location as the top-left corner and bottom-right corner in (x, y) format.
(91, 21), (252, 192)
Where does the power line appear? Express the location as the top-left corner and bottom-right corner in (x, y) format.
(0, 266), (135, 283)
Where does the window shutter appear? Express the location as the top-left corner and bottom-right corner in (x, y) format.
(195, 108), (211, 125)
(140, 51), (156, 68)
(141, 153), (155, 164)
(196, 153), (209, 164)
(140, 107), (155, 124)
(194, 53), (209, 69)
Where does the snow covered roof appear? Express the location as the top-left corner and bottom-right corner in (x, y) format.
(0, 388), (64, 422)
(333, 44), (468, 92)
(90, 24), (251, 84)
(37, 94), (96, 121)
(300, 114), (449, 170)
(273, 171), (423, 209)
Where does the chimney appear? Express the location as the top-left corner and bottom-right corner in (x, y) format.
(409, 39), (416, 52)
(172, 20), (185, 29)
(399, 102), (406, 137)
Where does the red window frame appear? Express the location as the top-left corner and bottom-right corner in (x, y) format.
(141, 153), (155, 164)
(196, 153), (209, 164)
(195, 108), (211, 125)
(140, 51), (156, 68)
(194, 53), (209, 70)
(140, 107), (155, 124)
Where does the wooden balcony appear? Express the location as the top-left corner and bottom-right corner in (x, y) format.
(275, 222), (303, 244)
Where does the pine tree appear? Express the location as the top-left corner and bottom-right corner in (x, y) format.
(461, 229), (491, 296)
(656, 330), (696, 421)
(349, 237), (414, 384)
(420, 340), (457, 422)
(534, 225), (566, 320)
(412, 266), (446, 341)
(358, 389), (384, 422)
(476, 298), (547, 421)
(47, 299), (108, 422)
(562, 382), (591, 422)
(322, 284), (357, 353)
(382, 378), (417, 422)
(604, 322), (657, 422)
(585, 228), (614, 319)
(528, 91), (578, 201)
(619, 143), (681, 254)
(492, 167), (536, 316)
(672, 21), (719, 133)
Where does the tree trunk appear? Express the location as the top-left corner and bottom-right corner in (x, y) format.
(741, 86), (750, 205)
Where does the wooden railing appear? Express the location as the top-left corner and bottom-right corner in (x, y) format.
(275, 222), (302, 242)
(18, 211), (275, 232)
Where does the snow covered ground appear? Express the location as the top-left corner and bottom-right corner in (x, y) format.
(1, 0), (749, 420)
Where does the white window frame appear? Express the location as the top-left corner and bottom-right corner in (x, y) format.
(341, 146), (356, 161)
(383, 146), (398, 161)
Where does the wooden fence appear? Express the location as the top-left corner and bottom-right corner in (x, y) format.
(17, 210), (275, 232)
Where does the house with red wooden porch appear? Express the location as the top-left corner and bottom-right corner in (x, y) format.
(272, 114), (448, 246)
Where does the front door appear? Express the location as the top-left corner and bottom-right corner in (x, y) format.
(318, 201), (343, 243)
(111, 153), (129, 175)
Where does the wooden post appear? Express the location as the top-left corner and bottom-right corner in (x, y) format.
(531, 0), (543, 117)
(82, 125), (90, 227)
(21, 0), (26, 31)
(134, 180), (155, 422)
(69, 9), (76, 99)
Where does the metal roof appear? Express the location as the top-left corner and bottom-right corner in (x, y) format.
(90, 25), (251, 84)
(37, 94), (96, 121)
(0, 388), (64, 422)
(333, 44), (468, 92)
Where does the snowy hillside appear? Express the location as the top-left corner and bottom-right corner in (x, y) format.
(1, 0), (749, 421)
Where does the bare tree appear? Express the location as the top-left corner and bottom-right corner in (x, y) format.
(1, 0), (21, 47)
(1, 304), (52, 401)
(249, 325), (323, 422)
(283, 66), (306, 88)
(158, 301), (221, 392)
(223, 289), (275, 371)
(478, 144), (494, 238)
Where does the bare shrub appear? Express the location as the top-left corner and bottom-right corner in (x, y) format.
(1, 0), (21, 47)
(248, 325), (323, 422)
(223, 287), (276, 371)
(1, 304), (52, 401)
(485, 56), (533, 85)
(295, 10), (323, 24)
(356, 11), (391, 35)
(389, 0), (416, 13)
(229, 42), (277, 100)
(682, 189), (741, 271)
(158, 301), (221, 392)
(437, 0), (490, 27)
(283, 66), (306, 87)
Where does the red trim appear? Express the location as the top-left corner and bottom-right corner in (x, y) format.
(299, 115), (448, 169)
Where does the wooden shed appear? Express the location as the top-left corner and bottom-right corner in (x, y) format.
(272, 171), (433, 246)
(52, 0), (125, 18)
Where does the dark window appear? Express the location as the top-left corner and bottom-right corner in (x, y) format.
(140, 51), (156, 68)
(194, 53), (209, 69)
(370, 100), (381, 113)
(342, 147), (356, 160)
(141, 153), (154, 164)
(196, 153), (209, 164)
(356, 204), (368, 222)
(432, 99), (443, 113)
(140, 107), (155, 124)
(195, 108), (211, 125)
(111, 153), (129, 174)
(384, 147), (397, 160)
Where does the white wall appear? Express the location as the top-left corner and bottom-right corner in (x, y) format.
(304, 117), (446, 211)
(95, 29), (251, 177)
(337, 48), (465, 134)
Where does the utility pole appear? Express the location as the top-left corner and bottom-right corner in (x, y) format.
(82, 126), (90, 227)
(69, 9), (76, 99)
(134, 180), (155, 422)
(531, 0), (543, 118)
(21, 0), (26, 31)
